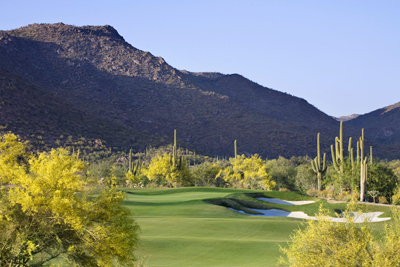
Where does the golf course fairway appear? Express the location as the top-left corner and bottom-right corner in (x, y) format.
(122, 187), (390, 267)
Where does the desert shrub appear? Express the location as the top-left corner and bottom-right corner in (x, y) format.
(294, 163), (316, 193)
(265, 156), (297, 190)
(379, 196), (389, 204)
(280, 203), (400, 266)
(366, 162), (397, 200)
(190, 161), (223, 187)
(387, 159), (400, 180)
(279, 202), (373, 266)
(318, 189), (335, 199)
(279, 188), (291, 192)
(392, 187), (400, 204)
(334, 191), (353, 201)
(0, 133), (140, 266)
(353, 192), (360, 202)
(306, 188), (319, 197)
(144, 153), (192, 187)
(217, 154), (275, 190)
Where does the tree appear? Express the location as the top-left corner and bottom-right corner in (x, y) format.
(279, 200), (400, 267)
(145, 153), (191, 187)
(0, 133), (139, 266)
(265, 156), (296, 190)
(279, 201), (375, 266)
(218, 154), (275, 190)
(190, 161), (224, 187)
(366, 162), (397, 201)
(295, 163), (317, 193)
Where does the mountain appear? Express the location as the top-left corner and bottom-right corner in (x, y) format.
(0, 68), (170, 155)
(0, 23), (396, 159)
(346, 102), (400, 146)
(336, 114), (360, 122)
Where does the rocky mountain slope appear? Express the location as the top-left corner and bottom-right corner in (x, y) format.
(346, 102), (400, 145)
(0, 23), (397, 159)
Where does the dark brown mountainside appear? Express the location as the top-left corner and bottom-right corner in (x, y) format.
(0, 23), (396, 159)
(0, 68), (169, 154)
(346, 102), (400, 146)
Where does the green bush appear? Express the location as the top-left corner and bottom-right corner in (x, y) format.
(378, 196), (389, 204)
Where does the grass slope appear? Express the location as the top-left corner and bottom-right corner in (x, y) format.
(122, 187), (391, 267)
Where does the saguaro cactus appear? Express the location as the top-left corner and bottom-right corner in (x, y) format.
(173, 129), (177, 166)
(234, 140), (237, 158)
(370, 146), (373, 165)
(331, 121), (345, 189)
(170, 129), (182, 170)
(132, 157), (141, 176)
(128, 148), (132, 172)
(311, 133), (327, 191)
(348, 137), (354, 175)
(360, 128), (368, 201)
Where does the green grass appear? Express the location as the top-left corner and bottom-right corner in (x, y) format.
(122, 187), (392, 267)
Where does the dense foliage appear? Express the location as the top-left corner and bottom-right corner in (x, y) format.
(279, 201), (400, 266)
(0, 134), (139, 266)
(144, 153), (192, 187)
(218, 154), (276, 190)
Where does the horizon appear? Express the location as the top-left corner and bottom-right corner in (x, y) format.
(1, 1), (399, 117)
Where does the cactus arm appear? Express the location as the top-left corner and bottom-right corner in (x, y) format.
(335, 137), (340, 161)
(322, 153), (327, 172)
(348, 137), (352, 155)
(370, 146), (373, 165)
(351, 147), (354, 174)
(311, 158), (318, 173)
(339, 121), (343, 156)
(331, 145), (339, 172)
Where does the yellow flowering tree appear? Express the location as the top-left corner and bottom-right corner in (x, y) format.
(145, 153), (191, 187)
(218, 154), (276, 190)
(0, 133), (139, 266)
(279, 200), (400, 266)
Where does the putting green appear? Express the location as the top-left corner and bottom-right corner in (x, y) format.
(123, 187), (391, 267)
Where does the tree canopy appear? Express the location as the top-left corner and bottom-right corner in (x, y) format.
(145, 152), (191, 187)
(0, 133), (139, 266)
(218, 154), (276, 190)
(279, 201), (400, 266)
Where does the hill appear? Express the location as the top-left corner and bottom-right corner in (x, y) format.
(0, 68), (170, 157)
(0, 23), (396, 159)
(346, 102), (400, 147)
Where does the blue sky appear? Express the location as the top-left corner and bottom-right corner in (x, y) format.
(1, 0), (399, 117)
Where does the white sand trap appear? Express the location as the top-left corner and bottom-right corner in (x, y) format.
(229, 208), (391, 223)
(257, 197), (315, 205)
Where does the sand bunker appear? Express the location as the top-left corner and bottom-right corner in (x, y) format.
(229, 197), (391, 223)
(231, 208), (390, 223)
(257, 197), (315, 205)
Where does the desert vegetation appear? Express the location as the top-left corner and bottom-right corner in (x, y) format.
(1, 123), (400, 266)
(2, 23), (400, 267)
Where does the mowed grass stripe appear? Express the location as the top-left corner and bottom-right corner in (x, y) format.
(143, 235), (289, 243)
(137, 237), (285, 267)
(124, 187), (391, 266)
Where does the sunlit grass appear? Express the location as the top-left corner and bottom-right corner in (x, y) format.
(122, 187), (392, 267)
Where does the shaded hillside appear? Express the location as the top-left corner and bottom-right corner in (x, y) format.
(183, 71), (340, 132)
(0, 68), (169, 155)
(0, 23), (391, 158)
(347, 102), (400, 146)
